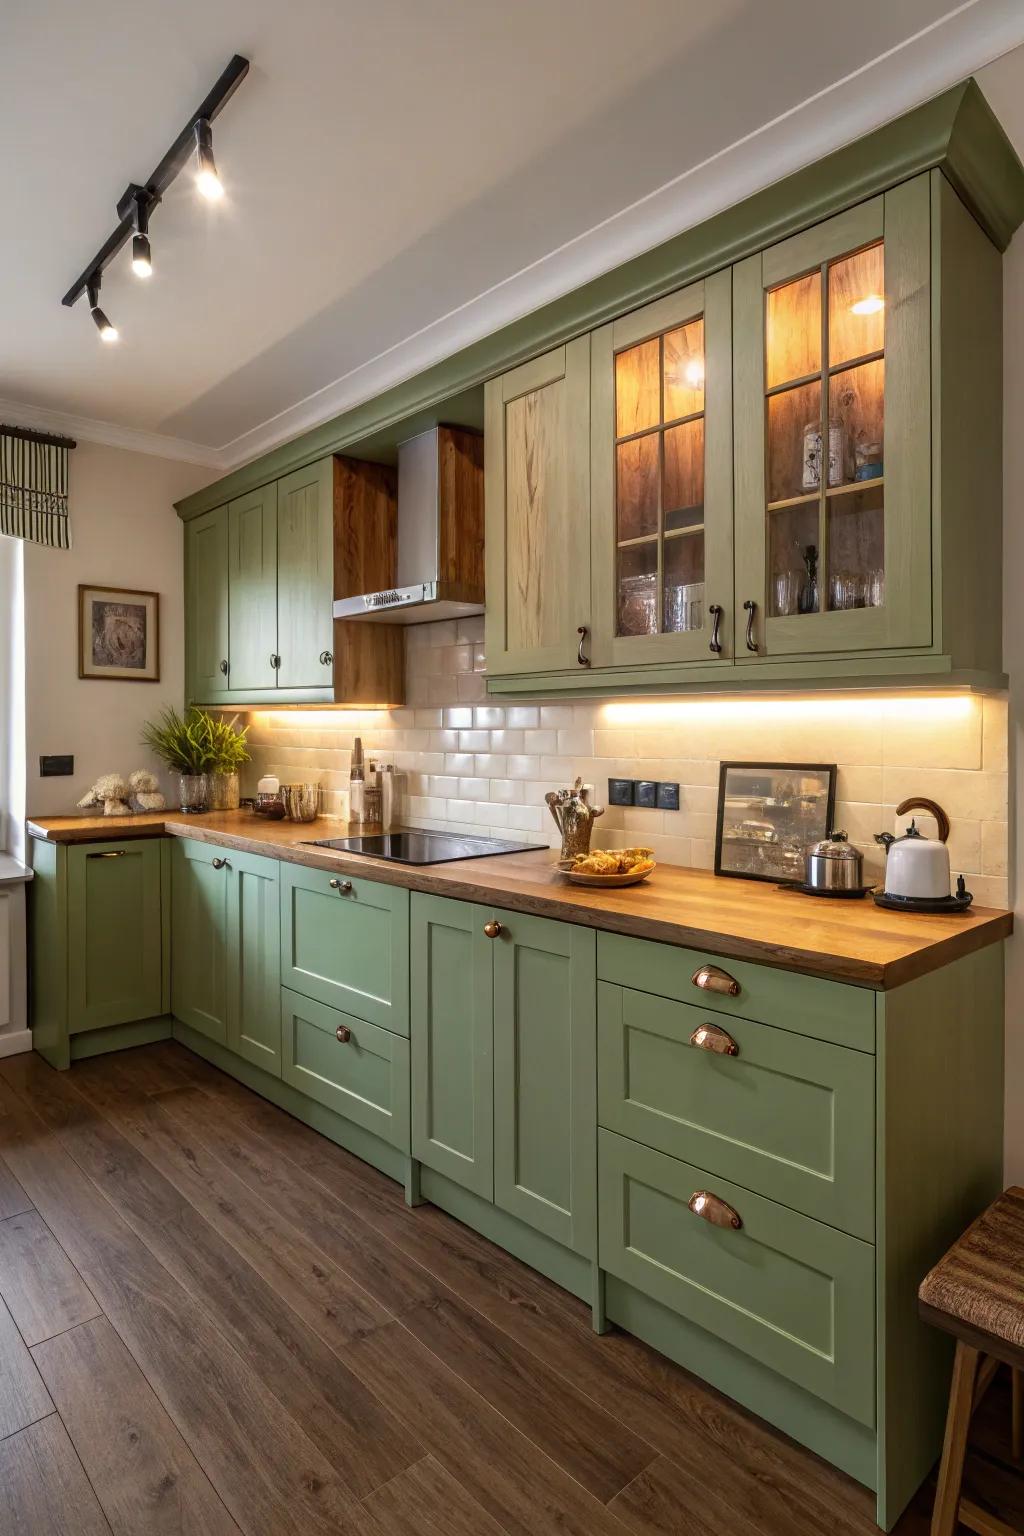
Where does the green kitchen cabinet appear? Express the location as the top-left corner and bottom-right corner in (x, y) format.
(410, 893), (494, 1199)
(491, 908), (597, 1257)
(281, 987), (410, 1151)
(67, 840), (163, 1034)
(227, 482), (278, 692)
(280, 863), (409, 1033)
(276, 459), (335, 690)
(171, 839), (231, 1046)
(185, 504), (231, 705)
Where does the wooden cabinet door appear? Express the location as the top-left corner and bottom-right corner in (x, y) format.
(226, 849), (281, 1077)
(228, 484), (278, 691)
(67, 841), (163, 1033)
(186, 505), (231, 704)
(491, 909), (596, 1256)
(733, 180), (931, 658)
(171, 839), (230, 1045)
(276, 459), (335, 690)
(410, 894), (494, 1199)
(590, 271), (733, 667)
(484, 337), (591, 676)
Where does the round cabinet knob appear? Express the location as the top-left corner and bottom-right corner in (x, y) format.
(319, 650), (334, 666)
(211, 856), (229, 870)
(219, 659), (229, 675)
(329, 878), (353, 893)
(483, 920), (502, 939)
(335, 1024), (352, 1044)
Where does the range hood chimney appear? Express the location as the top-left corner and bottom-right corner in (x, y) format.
(333, 425), (484, 624)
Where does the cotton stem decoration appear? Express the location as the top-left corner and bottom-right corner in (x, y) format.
(77, 768), (166, 817)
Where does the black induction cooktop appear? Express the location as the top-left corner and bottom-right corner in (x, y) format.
(304, 830), (547, 865)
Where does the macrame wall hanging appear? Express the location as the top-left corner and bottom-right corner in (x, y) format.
(0, 423), (75, 549)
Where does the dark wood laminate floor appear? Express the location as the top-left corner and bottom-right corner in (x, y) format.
(0, 1043), (1020, 1535)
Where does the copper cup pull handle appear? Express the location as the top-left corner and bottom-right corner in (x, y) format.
(689, 1022), (739, 1056)
(689, 1190), (742, 1230)
(577, 626), (590, 667)
(335, 1025), (352, 1044)
(743, 598), (759, 652)
(691, 964), (740, 997)
(894, 796), (950, 843)
(483, 920), (502, 939)
(708, 603), (723, 655)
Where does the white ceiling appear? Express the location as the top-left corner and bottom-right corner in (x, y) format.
(3, 0), (1024, 470)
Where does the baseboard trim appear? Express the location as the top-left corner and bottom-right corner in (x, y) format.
(0, 1029), (31, 1058)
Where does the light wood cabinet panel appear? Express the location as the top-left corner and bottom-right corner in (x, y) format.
(276, 460), (335, 689)
(484, 337), (592, 675)
(186, 505), (231, 704)
(228, 484), (278, 691)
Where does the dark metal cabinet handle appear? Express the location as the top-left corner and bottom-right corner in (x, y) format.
(212, 856), (229, 870)
(335, 1024), (352, 1044)
(270, 653), (281, 670)
(219, 659), (229, 675)
(689, 1190), (742, 1230)
(483, 920), (502, 939)
(743, 599), (759, 652)
(691, 963), (740, 997)
(329, 878), (353, 893)
(708, 603), (723, 654)
(86, 849), (127, 859)
(689, 1022), (739, 1056)
(577, 626), (590, 667)
(319, 650), (334, 666)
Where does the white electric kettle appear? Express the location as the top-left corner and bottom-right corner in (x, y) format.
(874, 797), (951, 900)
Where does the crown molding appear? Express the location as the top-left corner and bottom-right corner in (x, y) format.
(0, 396), (225, 468)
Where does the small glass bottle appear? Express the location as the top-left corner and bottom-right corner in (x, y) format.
(363, 763), (383, 827)
(798, 544), (819, 615)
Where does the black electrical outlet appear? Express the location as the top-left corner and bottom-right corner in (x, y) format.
(635, 780), (658, 809)
(40, 754), (74, 778)
(608, 777), (634, 806)
(656, 781), (680, 811)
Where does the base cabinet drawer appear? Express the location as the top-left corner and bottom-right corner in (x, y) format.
(598, 983), (874, 1239)
(281, 865), (409, 1033)
(281, 988), (409, 1151)
(598, 1129), (875, 1427)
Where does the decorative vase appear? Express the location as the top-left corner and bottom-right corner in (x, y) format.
(207, 772), (240, 812)
(177, 773), (208, 813)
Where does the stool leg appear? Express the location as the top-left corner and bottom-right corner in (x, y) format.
(932, 1342), (980, 1536)
(1013, 1369), (1023, 1460)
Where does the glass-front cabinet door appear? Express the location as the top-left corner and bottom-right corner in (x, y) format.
(590, 271), (732, 667)
(733, 182), (931, 658)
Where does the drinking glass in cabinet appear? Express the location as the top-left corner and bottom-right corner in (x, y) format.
(664, 533), (705, 633)
(826, 486), (885, 610)
(618, 547), (657, 636)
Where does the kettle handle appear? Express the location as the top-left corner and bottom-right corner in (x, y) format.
(895, 796), (950, 843)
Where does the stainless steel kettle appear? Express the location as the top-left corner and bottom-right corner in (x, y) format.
(874, 797), (952, 900)
(805, 830), (865, 891)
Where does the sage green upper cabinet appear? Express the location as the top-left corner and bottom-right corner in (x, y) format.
(484, 337), (592, 675)
(733, 184), (931, 659)
(491, 909), (597, 1258)
(590, 270), (733, 667)
(68, 841), (163, 1034)
(228, 484), (278, 691)
(276, 459), (335, 690)
(186, 505), (231, 705)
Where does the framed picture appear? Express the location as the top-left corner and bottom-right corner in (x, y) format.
(714, 761), (837, 884)
(78, 585), (160, 682)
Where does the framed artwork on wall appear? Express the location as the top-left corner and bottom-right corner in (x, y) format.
(714, 761), (837, 883)
(78, 585), (160, 682)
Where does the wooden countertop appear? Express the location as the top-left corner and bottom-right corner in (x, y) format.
(26, 811), (1012, 990)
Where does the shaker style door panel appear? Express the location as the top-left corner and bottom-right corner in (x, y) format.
(733, 182), (931, 658)
(186, 505), (231, 704)
(484, 338), (591, 675)
(276, 459), (335, 690)
(228, 484), (278, 691)
(171, 839), (230, 1045)
(67, 841), (163, 1034)
(590, 270), (733, 667)
(226, 850), (282, 1076)
(410, 894), (494, 1199)
(491, 910), (597, 1256)
(281, 988), (410, 1151)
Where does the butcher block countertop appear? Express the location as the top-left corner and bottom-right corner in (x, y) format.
(27, 810), (1012, 990)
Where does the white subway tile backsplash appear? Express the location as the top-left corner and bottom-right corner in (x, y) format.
(507, 706), (540, 729)
(474, 706), (505, 728)
(524, 730), (557, 754)
(458, 730), (491, 751)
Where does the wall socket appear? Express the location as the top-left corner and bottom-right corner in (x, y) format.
(607, 777), (679, 810)
(40, 754), (74, 777)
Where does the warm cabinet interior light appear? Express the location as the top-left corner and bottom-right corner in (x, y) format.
(685, 358), (705, 388)
(194, 118), (224, 200)
(601, 693), (975, 726)
(850, 294), (885, 316)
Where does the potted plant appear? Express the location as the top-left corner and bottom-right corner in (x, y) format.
(205, 712), (250, 811)
(140, 706), (217, 812)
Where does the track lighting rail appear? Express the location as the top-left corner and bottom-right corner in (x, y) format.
(61, 53), (249, 310)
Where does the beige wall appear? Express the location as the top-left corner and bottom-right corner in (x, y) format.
(20, 440), (208, 841)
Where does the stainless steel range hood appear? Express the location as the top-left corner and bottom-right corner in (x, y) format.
(333, 426), (484, 624)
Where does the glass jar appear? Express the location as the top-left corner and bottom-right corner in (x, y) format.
(207, 771), (240, 811)
(802, 418), (844, 490)
(177, 773), (208, 813)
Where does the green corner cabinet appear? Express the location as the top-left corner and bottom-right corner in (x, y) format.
(485, 170), (1006, 695)
(27, 832), (1005, 1531)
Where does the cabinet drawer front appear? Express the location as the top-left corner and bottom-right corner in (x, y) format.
(281, 988), (409, 1151)
(280, 865), (409, 1032)
(598, 984), (874, 1239)
(598, 1130), (875, 1426)
(597, 931), (874, 1052)
(68, 840), (163, 1034)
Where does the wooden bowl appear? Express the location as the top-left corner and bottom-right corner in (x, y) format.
(562, 863), (656, 888)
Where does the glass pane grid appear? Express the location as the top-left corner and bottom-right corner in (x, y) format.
(763, 243), (885, 619)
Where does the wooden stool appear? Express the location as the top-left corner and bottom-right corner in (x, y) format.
(919, 1187), (1024, 1536)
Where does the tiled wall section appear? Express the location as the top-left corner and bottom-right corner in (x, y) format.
(243, 615), (1010, 906)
